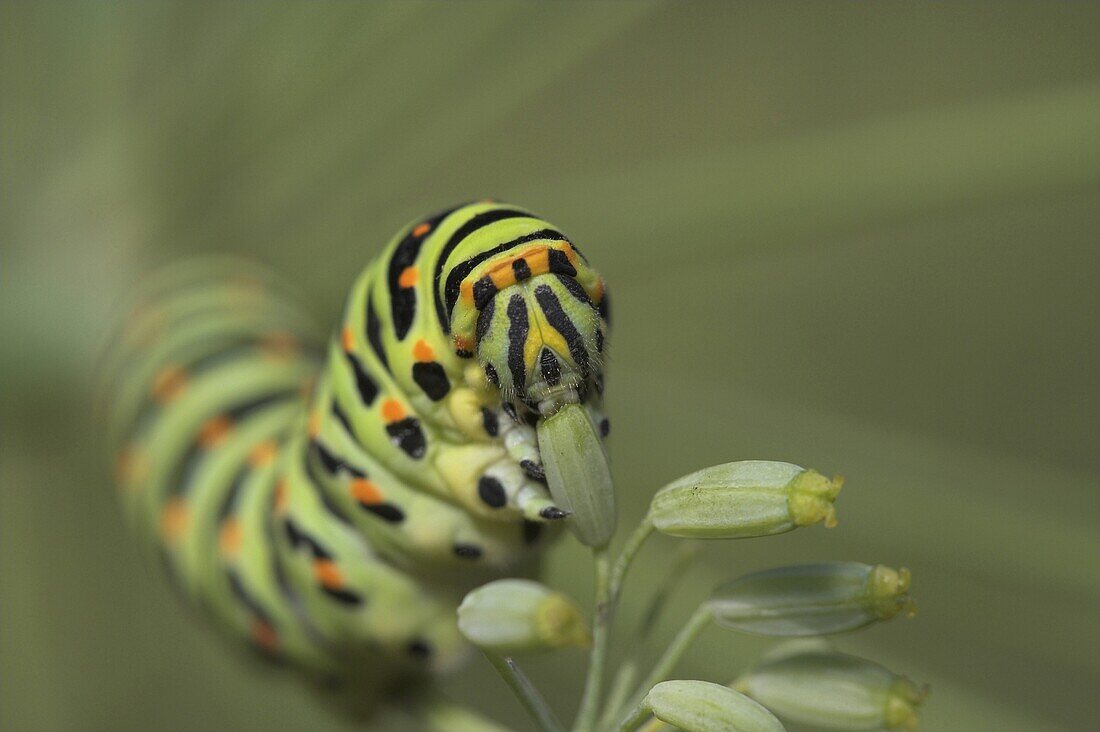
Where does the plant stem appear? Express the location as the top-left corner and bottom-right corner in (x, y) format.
(600, 540), (698, 727)
(636, 543), (701, 637)
(575, 516), (656, 731)
(573, 546), (611, 731)
(484, 652), (564, 732)
(616, 698), (651, 732)
(616, 603), (713, 726)
(600, 660), (640, 731)
(608, 515), (655, 599)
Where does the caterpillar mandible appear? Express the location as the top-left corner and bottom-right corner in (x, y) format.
(103, 201), (611, 708)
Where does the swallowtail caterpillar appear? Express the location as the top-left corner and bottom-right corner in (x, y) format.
(103, 201), (611, 709)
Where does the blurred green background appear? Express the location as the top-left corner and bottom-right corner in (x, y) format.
(2, 2), (1098, 730)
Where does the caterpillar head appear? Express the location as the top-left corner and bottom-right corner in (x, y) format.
(449, 243), (608, 417)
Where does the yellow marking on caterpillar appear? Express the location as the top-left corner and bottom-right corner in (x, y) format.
(527, 301), (572, 369)
(448, 387), (489, 438)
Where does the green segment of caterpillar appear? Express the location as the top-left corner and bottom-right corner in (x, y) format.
(102, 202), (612, 700)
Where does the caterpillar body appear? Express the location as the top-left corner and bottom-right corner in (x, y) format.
(103, 201), (610, 704)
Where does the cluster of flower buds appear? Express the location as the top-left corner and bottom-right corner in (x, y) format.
(734, 643), (929, 731)
(457, 579), (590, 654)
(648, 461), (843, 539)
(456, 444), (929, 732)
(707, 562), (916, 636)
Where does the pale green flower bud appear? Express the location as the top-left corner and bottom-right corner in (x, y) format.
(734, 646), (928, 731)
(457, 579), (590, 653)
(649, 461), (842, 539)
(538, 403), (616, 548)
(707, 562), (915, 636)
(642, 680), (786, 732)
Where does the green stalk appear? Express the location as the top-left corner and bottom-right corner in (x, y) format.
(600, 661), (640, 732)
(599, 541), (697, 729)
(616, 603), (713, 727)
(575, 516), (656, 731)
(617, 698), (652, 732)
(484, 653), (564, 732)
(608, 515), (656, 597)
(573, 547), (611, 731)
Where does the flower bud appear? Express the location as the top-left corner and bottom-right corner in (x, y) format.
(537, 404), (616, 548)
(643, 680), (785, 732)
(734, 646), (928, 730)
(708, 562), (915, 636)
(649, 461), (842, 539)
(457, 579), (589, 654)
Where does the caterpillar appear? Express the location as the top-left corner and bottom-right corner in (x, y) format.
(102, 201), (610, 708)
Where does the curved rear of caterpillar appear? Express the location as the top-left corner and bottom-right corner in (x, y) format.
(100, 202), (610, 710)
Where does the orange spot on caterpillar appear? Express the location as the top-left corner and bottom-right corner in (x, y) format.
(261, 330), (298, 360)
(453, 335), (472, 353)
(308, 411), (321, 438)
(381, 398), (405, 423)
(398, 266), (419, 288)
(489, 267), (515, 290)
(460, 280), (474, 304)
(528, 247), (550, 275)
(273, 479), (289, 515)
(312, 559), (344, 589)
(341, 327), (355, 352)
(413, 339), (434, 362)
(151, 365), (188, 403)
(248, 440), (278, 468)
(250, 619), (279, 652)
(198, 416), (233, 448)
(593, 277), (606, 302)
(412, 222), (431, 237)
(218, 518), (243, 558)
(562, 243), (579, 265)
(161, 498), (189, 542)
(350, 478), (383, 505)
